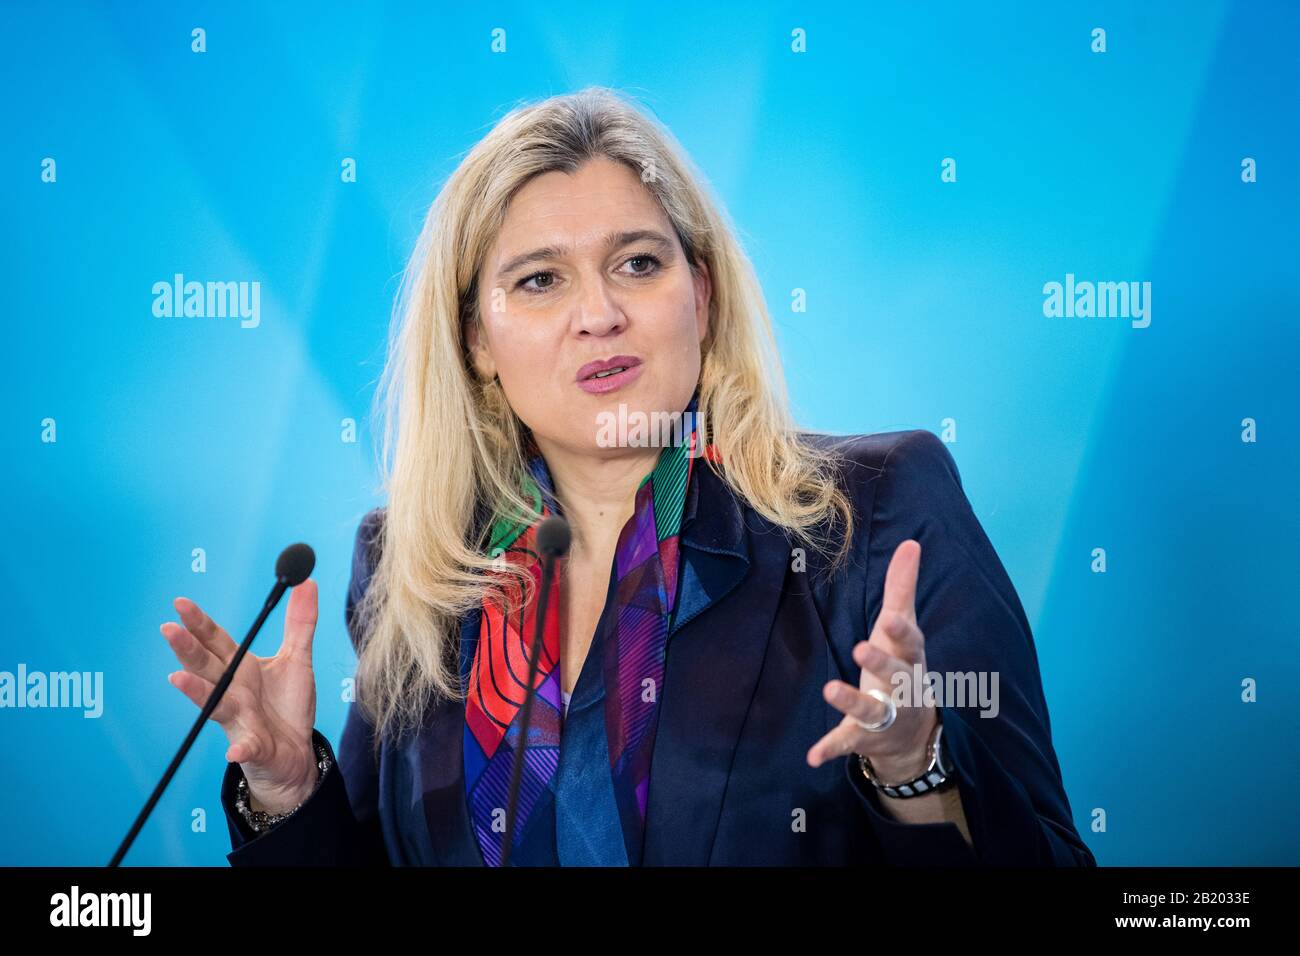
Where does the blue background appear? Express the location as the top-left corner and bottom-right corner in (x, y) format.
(2, 0), (1295, 865)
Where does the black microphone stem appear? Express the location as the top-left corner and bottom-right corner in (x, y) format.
(108, 578), (291, 867)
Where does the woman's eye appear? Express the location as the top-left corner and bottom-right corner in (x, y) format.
(518, 271), (555, 293)
(622, 253), (662, 277)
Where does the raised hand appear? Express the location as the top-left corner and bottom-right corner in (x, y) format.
(806, 539), (937, 781)
(160, 580), (321, 814)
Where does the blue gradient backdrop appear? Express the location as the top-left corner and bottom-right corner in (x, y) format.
(3, 1), (1296, 865)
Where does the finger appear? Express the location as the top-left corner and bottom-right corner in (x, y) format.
(166, 668), (238, 725)
(160, 621), (230, 686)
(806, 715), (868, 768)
(867, 606), (924, 664)
(278, 578), (318, 664)
(173, 597), (238, 663)
(881, 539), (920, 625)
(823, 678), (895, 726)
(851, 641), (911, 687)
(225, 730), (267, 765)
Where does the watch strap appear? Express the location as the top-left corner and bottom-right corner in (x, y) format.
(857, 721), (954, 799)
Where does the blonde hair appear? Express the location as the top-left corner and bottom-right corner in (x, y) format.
(355, 86), (854, 751)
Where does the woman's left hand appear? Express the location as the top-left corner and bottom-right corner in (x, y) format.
(807, 539), (937, 779)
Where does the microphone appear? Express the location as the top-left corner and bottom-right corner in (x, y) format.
(501, 515), (570, 866)
(535, 513), (572, 561)
(107, 542), (316, 867)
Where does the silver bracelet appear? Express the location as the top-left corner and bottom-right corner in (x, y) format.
(234, 740), (333, 833)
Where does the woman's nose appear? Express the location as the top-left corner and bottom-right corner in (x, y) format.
(574, 280), (627, 336)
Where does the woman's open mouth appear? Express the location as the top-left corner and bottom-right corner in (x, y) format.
(575, 356), (644, 394)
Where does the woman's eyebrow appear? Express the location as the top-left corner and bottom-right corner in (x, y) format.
(495, 229), (674, 281)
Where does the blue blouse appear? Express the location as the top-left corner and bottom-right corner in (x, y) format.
(551, 626), (628, 865)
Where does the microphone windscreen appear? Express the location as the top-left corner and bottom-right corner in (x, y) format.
(536, 515), (571, 558)
(276, 542), (316, 586)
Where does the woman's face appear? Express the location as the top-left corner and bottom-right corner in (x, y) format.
(469, 155), (711, 458)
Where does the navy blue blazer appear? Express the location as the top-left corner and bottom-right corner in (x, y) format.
(219, 429), (1096, 866)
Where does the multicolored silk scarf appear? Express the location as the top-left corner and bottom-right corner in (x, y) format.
(463, 400), (710, 866)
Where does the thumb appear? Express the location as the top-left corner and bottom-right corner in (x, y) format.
(280, 578), (318, 665)
(226, 733), (263, 765)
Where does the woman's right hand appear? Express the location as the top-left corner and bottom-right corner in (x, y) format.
(161, 580), (321, 815)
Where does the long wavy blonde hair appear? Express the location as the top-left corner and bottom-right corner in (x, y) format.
(354, 86), (855, 751)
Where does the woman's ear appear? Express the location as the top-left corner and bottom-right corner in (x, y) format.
(465, 317), (498, 382)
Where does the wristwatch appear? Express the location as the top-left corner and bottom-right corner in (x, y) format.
(234, 739), (333, 833)
(857, 721), (955, 799)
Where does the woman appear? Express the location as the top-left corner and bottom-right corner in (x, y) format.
(161, 87), (1094, 866)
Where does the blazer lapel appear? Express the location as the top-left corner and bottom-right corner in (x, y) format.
(641, 457), (792, 865)
(411, 609), (486, 866)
